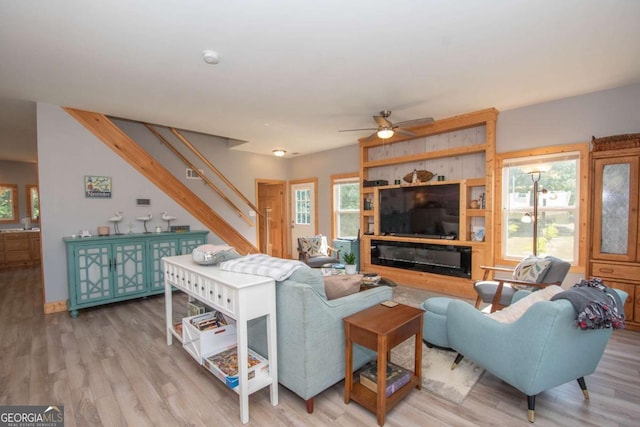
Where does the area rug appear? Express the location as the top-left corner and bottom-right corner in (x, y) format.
(388, 285), (485, 404)
(390, 338), (483, 404)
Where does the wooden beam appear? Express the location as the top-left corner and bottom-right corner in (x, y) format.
(63, 107), (259, 255)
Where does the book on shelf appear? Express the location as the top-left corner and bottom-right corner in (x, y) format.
(187, 300), (209, 317)
(359, 361), (411, 397)
(203, 346), (269, 388)
(189, 311), (228, 331)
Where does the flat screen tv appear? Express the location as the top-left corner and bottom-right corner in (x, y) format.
(378, 183), (460, 238)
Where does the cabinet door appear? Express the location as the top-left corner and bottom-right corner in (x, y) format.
(113, 241), (146, 296)
(592, 156), (639, 262)
(74, 245), (113, 304)
(597, 279), (637, 323)
(179, 235), (206, 255)
(149, 239), (179, 291)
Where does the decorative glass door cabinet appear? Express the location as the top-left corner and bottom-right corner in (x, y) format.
(589, 134), (640, 330)
(64, 231), (208, 317)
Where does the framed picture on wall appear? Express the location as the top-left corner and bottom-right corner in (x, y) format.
(85, 176), (112, 198)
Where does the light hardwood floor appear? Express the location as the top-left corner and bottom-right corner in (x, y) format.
(1, 267), (639, 426)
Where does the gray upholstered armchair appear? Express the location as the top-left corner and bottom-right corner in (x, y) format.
(473, 255), (570, 312)
(297, 235), (340, 268)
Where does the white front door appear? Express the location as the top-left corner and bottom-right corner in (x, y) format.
(290, 179), (317, 259)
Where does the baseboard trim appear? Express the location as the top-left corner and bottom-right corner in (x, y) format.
(44, 300), (67, 314)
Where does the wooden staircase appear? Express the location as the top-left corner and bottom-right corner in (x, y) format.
(64, 108), (259, 255)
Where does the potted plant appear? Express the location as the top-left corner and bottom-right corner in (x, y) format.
(343, 252), (357, 275)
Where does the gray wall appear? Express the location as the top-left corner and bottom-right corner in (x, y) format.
(35, 82), (640, 304)
(37, 103), (289, 304)
(0, 160), (38, 230)
(497, 83), (640, 152)
(288, 144), (360, 238)
(112, 118), (290, 241)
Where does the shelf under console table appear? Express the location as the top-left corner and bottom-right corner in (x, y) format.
(163, 254), (278, 424)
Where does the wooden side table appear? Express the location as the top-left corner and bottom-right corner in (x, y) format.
(344, 303), (424, 426)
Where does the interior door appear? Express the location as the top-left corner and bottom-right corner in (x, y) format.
(290, 179), (317, 259)
(257, 181), (286, 258)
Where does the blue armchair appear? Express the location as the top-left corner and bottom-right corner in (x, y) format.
(447, 288), (627, 423)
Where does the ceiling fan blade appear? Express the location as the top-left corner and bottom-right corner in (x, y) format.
(373, 115), (392, 127)
(361, 132), (379, 143)
(394, 117), (434, 128)
(338, 127), (378, 132)
(395, 128), (417, 137)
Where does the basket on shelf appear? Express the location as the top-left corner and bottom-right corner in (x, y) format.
(403, 170), (434, 183)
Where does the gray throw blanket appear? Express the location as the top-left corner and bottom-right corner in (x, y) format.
(550, 278), (625, 330)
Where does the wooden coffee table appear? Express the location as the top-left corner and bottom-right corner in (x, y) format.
(343, 302), (424, 426)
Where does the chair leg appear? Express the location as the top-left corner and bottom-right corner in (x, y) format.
(305, 397), (314, 413)
(527, 395), (536, 423)
(451, 353), (464, 370)
(474, 295), (483, 309)
(576, 377), (590, 400)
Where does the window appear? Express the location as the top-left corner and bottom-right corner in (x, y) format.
(500, 150), (584, 265)
(0, 183), (18, 223)
(295, 189), (311, 225)
(26, 184), (39, 222)
(332, 174), (360, 239)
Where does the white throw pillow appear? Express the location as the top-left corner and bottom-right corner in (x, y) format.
(513, 255), (552, 282)
(488, 285), (564, 323)
(299, 236), (328, 257)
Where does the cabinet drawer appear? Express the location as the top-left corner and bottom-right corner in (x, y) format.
(6, 250), (30, 262)
(207, 281), (238, 316)
(5, 239), (29, 251)
(591, 262), (640, 281)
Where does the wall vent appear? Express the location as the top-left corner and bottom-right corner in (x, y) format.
(186, 168), (204, 180)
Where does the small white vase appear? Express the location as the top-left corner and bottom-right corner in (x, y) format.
(345, 264), (357, 275)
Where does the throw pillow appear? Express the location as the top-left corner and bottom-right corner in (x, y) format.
(488, 285), (563, 323)
(192, 244), (239, 265)
(299, 236), (328, 257)
(512, 255), (552, 290)
(287, 266), (327, 298)
(324, 274), (364, 300)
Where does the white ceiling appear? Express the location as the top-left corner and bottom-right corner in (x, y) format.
(1, 0), (640, 163)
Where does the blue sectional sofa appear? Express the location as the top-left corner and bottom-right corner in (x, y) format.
(248, 269), (392, 413)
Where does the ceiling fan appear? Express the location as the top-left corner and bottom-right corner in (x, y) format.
(339, 110), (434, 142)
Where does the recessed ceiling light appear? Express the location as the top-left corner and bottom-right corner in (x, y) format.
(272, 149), (286, 157)
(202, 50), (220, 65)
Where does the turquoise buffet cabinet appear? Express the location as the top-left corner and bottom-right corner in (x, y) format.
(64, 231), (208, 317)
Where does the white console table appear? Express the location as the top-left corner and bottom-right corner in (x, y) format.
(163, 255), (278, 424)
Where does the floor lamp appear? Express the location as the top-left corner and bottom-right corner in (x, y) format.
(521, 167), (550, 256)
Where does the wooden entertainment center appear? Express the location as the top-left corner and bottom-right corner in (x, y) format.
(359, 108), (498, 299)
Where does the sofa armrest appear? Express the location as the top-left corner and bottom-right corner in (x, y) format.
(280, 281), (392, 398)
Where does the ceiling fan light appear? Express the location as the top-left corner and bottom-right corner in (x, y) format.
(377, 128), (394, 139)
(272, 149), (286, 157)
